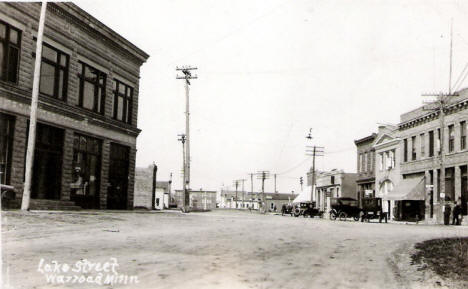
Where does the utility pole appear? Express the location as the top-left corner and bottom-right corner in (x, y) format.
(22, 1), (47, 211)
(256, 171), (270, 213)
(274, 174), (277, 193)
(421, 20), (457, 224)
(151, 163), (158, 210)
(233, 180), (240, 209)
(306, 128), (324, 202)
(241, 179), (246, 208)
(176, 66), (197, 192)
(249, 173), (254, 207)
(178, 134), (189, 212)
(300, 177), (303, 192)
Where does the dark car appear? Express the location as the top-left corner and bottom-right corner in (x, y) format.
(293, 201), (323, 218)
(329, 197), (361, 221)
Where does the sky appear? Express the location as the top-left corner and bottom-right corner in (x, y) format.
(74, 0), (468, 193)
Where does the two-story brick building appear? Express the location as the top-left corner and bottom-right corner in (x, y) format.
(354, 133), (377, 202)
(398, 89), (468, 224)
(0, 3), (149, 209)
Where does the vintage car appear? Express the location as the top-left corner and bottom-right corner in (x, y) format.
(281, 204), (294, 216)
(329, 197), (361, 221)
(360, 197), (388, 223)
(293, 201), (323, 218)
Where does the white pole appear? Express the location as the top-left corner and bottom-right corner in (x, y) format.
(21, 1), (47, 211)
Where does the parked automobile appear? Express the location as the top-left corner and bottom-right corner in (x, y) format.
(361, 197), (388, 223)
(281, 204), (294, 216)
(329, 197), (361, 221)
(293, 201), (323, 218)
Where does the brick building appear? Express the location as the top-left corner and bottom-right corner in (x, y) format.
(354, 133), (377, 202)
(0, 3), (149, 209)
(398, 89), (468, 224)
(372, 124), (402, 220)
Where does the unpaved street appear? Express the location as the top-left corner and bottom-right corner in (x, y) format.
(2, 210), (468, 289)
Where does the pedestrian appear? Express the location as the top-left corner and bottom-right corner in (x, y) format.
(452, 199), (461, 225)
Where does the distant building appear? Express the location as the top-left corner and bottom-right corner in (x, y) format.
(313, 170), (358, 214)
(174, 190), (217, 211)
(354, 133), (377, 202)
(0, 3), (149, 209)
(219, 190), (297, 212)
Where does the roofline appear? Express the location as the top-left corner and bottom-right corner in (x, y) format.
(61, 3), (149, 62)
(354, 133), (377, 145)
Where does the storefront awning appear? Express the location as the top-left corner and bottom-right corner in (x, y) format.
(384, 177), (425, 201)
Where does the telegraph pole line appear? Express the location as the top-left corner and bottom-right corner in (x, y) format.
(274, 174), (277, 193)
(176, 66), (197, 192)
(233, 180), (240, 209)
(249, 173), (255, 209)
(178, 134), (189, 212)
(241, 179), (246, 208)
(421, 20), (458, 223)
(256, 171), (270, 214)
(305, 128), (324, 202)
(22, 1), (47, 210)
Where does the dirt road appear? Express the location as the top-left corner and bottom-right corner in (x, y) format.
(2, 210), (467, 289)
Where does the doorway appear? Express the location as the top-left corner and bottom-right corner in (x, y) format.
(107, 143), (129, 209)
(31, 123), (64, 200)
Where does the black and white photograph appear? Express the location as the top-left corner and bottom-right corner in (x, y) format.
(1, 1), (468, 288)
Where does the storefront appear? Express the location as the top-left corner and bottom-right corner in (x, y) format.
(385, 176), (425, 222)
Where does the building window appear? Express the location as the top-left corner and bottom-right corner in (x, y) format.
(78, 62), (106, 114)
(331, 175), (335, 184)
(35, 43), (69, 100)
(403, 139), (408, 162)
(112, 79), (133, 124)
(358, 153), (362, 173)
(420, 133), (425, 157)
(364, 152), (368, 172)
(448, 125), (455, 152)
(71, 134), (102, 209)
(0, 113), (14, 185)
(461, 121), (466, 150)
(411, 136), (416, 160)
(380, 153), (384, 171)
(429, 130), (434, 157)
(0, 21), (21, 83)
(437, 128), (441, 155)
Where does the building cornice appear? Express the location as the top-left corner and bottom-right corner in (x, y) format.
(399, 98), (468, 131)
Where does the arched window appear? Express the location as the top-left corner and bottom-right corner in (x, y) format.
(380, 180), (394, 196)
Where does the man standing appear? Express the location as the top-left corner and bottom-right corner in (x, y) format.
(452, 198), (462, 225)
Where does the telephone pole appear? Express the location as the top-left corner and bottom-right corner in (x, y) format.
(178, 134), (189, 212)
(233, 180), (241, 209)
(256, 171), (270, 213)
(305, 129), (324, 203)
(274, 173), (277, 193)
(241, 179), (246, 208)
(249, 173), (255, 208)
(176, 66), (197, 192)
(421, 19), (458, 224)
(22, 1), (47, 210)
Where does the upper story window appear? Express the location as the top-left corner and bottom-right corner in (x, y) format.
(461, 121), (467, 150)
(448, 125), (455, 152)
(0, 20), (21, 83)
(403, 138), (408, 162)
(78, 62), (106, 114)
(411, 136), (416, 160)
(379, 153), (384, 171)
(112, 79), (133, 124)
(420, 133), (425, 157)
(429, 130), (434, 157)
(37, 43), (69, 100)
(363, 152), (367, 173)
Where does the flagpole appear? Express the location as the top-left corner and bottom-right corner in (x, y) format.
(21, 1), (47, 210)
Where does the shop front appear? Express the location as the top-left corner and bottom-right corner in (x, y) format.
(385, 176), (425, 222)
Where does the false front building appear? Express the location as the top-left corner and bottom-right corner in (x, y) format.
(0, 3), (149, 209)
